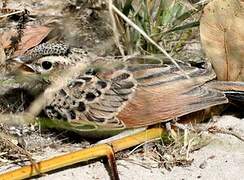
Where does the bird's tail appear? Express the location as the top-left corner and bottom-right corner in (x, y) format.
(206, 81), (244, 103)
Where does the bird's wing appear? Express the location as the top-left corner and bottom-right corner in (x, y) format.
(118, 60), (228, 128)
(45, 59), (228, 129)
(44, 66), (136, 129)
(206, 81), (244, 103)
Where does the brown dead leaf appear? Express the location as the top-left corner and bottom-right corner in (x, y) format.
(200, 0), (244, 81)
(14, 26), (51, 55)
(0, 30), (16, 49)
(0, 25), (51, 56)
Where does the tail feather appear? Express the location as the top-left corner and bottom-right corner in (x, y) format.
(206, 81), (244, 103)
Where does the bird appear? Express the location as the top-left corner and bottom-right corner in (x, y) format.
(9, 42), (244, 138)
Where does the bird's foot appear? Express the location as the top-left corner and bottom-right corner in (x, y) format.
(166, 120), (190, 141)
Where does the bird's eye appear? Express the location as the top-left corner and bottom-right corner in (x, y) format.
(41, 61), (53, 70)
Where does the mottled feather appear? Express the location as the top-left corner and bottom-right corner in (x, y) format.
(14, 43), (229, 130)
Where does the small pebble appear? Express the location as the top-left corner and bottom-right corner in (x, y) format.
(199, 160), (207, 169)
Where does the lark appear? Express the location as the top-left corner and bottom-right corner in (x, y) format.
(10, 42), (244, 137)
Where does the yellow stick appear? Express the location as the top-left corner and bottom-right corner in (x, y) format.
(0, 128), (165, 180)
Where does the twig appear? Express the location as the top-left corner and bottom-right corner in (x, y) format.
(126, 159), (152, 170)
(0, 128), (165, 179)
(127, 138), (160, 156)
(108, 0), (125, 58)
(0, 131), (36, 167)
(208, 126), (244, 142)
(0, 10), (24, 19)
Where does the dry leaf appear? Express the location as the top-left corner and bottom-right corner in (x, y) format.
(0, 25), (51, 56)
(14, 26), (51, 55)
(0, 30), (16, 49)
(200, 0), (244, 81)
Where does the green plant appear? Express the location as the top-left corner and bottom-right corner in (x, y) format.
(114, 0), (202, 54)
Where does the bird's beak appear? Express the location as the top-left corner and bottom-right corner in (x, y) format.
(5, 56), (23, 65)
(20, 63), (37, 73)
(11, 57), (24, 63)
(8, 56), (37, 73)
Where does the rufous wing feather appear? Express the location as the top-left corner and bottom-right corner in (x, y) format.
(117, 60), (228, 128)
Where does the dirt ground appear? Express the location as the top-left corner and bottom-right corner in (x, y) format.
(33, 116), (244, 180)
(1, 116), (243, 180)
(0, 116), (243, 180)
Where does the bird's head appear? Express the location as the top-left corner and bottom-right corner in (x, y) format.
(10, 42), (89, 75)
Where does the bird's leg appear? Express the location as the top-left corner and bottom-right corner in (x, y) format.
(165, 121), (178, 140)
(172, 122), (189, 130)
(165, 118), (190, 140)
(166, 117), (190, 131)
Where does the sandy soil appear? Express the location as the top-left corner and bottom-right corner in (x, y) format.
(33, 116), (244, 180)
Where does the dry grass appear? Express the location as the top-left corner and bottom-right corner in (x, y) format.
(114, 124), (212, 171)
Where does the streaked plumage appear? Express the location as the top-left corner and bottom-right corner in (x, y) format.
(10, 42), (244, 136)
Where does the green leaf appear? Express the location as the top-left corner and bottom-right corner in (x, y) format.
(166, 21), (199, 33)
(39, 118), (125, 138)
